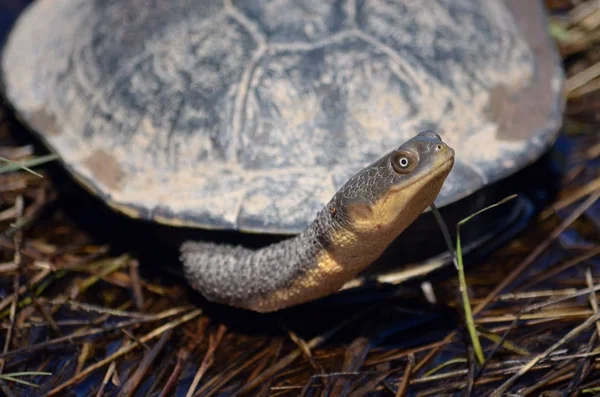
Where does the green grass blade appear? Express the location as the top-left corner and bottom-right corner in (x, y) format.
(0, 376), (40, 387)
(0, 371), (51, 387)
(456, 229), (485, 364)
(431, 194), (519, 366)
(423, 357), (467, 377)
(0, 153), (59, 177)
(549, 21), (570, 42)
(0, 372), (51, 376)
(457, 194), (518, 227)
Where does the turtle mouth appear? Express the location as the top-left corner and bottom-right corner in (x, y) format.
(423, 152), (455, 186)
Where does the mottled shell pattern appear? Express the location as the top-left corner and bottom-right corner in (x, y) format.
(1, 0), (563, 234)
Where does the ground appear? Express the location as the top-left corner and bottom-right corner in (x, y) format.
(0, 0), (600, 396)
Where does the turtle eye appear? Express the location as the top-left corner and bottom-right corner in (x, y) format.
(391, 151), (418, 174)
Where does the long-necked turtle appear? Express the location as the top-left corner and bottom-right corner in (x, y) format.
(0, 0), (563, 312)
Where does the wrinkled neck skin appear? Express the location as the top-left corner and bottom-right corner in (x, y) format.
(324, 157), (454, 275)
(180, 135), (454, 313)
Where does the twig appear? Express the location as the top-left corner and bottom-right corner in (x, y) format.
(117, 330), (172, 397)
(329, 336), (370, 396)
(490, 313), (600, 396)
(256, 341), (284, 397)
(160, 348), (190, 397)
(234, 308), (372, 396)
(95, 362), (117, 397)
(0, 263), (18, 274)
(539, 175), (600, 220)
(201, 346), (272, 397)
(566, 330), (597, 397)
(0, 269), (52, 313)
(466, 347), (475, 397)
(517, 360), (577, 396)
(474, 304), (528, 381)
(1, 196), (24, 375)
(46, 309), (202, 395)
(129, 259), (144, 310)
(0, 306), (190, 359)
(46, 299), (153, 318)
(585, 268), (600, 339)
(187, 324), (227, 397)
(395, 354), (414, 397)
(475, 190), (600, 314)
(516, 246), (600, 290)
(414, 189), (600, 374)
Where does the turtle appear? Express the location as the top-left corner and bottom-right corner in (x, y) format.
(0, 0), (563, 312)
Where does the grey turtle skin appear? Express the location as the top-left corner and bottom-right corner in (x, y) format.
(0, 0), (563, 311)
(182, 131), (454, 312)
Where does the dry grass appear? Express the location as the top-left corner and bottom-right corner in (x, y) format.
(0, 0), (600, 396)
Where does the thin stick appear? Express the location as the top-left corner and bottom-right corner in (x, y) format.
(474, 190), (600, 314)
(415, 190), (600, 374)
(187, 324), (227, 397)
(490, 313), (600, 396)
(1, 197), (24, 375)
(395, 354), (415, 397)
(117, 330), (172, 397)
(46, 309), (202, 396)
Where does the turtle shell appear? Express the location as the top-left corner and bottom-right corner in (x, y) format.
(1, 0), (563, 234)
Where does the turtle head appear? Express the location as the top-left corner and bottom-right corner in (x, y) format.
(331, 130), (455, 236)
(181, 130), (455, 313)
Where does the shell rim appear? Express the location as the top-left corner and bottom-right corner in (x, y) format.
(0, 0), (566, 236)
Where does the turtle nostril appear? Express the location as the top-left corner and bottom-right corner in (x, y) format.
(435, 144), (443, 151)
